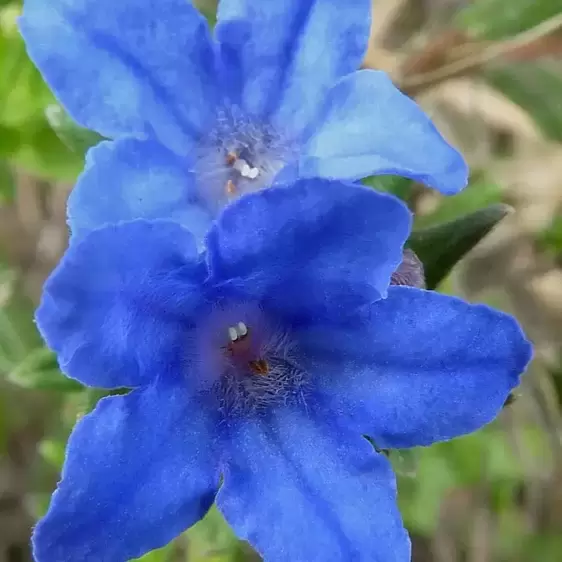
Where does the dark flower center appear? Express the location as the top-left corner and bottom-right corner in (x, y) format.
(223, 322), (270, 376)
(217, 352), (308, 418)
(208, 317), (307, 418)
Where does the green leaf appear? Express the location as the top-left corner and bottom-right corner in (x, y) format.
(398, 448), (456, 534)
(414, 177), (502, 229)
(0, 32), (53, 126)
(537, 214), (562, 256)
(0, 288), (42, 371)
(456, 0), (560, 40)
(408, 203), (512, 289)
(14, 118), (85, 180)
(194, 0), (218, 26)
(0, 124), (20, 156)
(387, 448), (419, 478)
(39, 439), (66, 469)
(132, 542), (176, 562)
(187, 506), (241, 561)
(45, 104), (104, 157)
(486, 61), (562, 143)
(363, 175), (413, 201)
(0, 19), (87, 179)
(0, 158), (15, 203)
(7, 346), (84, 392)
(365, 438), (419, 478)
(0, 392), (8, 453)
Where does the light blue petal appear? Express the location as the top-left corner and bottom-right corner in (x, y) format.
(215, 0), (371, 138)
(20, 0), (217, 151)
(68, 139), (212, 245)
(217, 407), (410, 561)
(299, 286), (532, 448)
(301, 70), (469, 194)
(36, 220), (204, 388)
(32, 379), (219, 562)
(205, 178), (411, 325)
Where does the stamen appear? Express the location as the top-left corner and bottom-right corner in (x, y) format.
(226, 151), (237, 166)
(227, 322), (249, 344)
(232, 157), (260, 180)
(232, 158), (248, 175)
(246, 166), (260, 179)
(249, 359), (269, 376)
(225, 179), (236, 196)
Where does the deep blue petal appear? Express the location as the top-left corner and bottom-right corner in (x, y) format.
(217, 407), (410, 561)
(215, 0), (371, 138)
(205, 178), (411, 325)
(301, 70), (469, 194)
(32, 379), (219, 562)
(68, 139), (212, 245)
(20, 0), (217, 151)
(299, 286), (532, 448)
(36, 220), (204, 388)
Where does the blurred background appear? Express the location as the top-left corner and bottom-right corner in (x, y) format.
(0, 0), (561, 560)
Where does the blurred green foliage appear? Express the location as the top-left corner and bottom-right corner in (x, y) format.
(0, 4), (84, 179)
(0, 0), (561, 561)
(486, 61), (562, 143)
(457, 0), (560, 39)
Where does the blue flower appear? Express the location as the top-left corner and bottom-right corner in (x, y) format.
(34, 178), (530, 562)
(21, 0), (468, 244)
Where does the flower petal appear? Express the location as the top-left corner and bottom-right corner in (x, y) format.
(205, 178), (411, 324)
(300, 286), (532, 448)
(301, 70), (469, 194)
(217, 407), (410, 561)
(32, 379), (218, 562)
(215, 0), (371, 137)
(36, 220), (204, 388)
(68, 139), (211, 245)
(20, 0), (217, 150)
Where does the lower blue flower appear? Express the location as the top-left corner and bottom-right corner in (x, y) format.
(34, 179), (531, 561)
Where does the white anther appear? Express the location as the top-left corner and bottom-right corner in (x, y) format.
(228, 326), (238, 342)
(232, 158), (246, 174)
(232, 158), (260, 179)
(246, 166), (260, 179)
(237, 322), (248, 337)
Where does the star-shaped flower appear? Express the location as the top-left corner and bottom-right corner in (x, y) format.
(21, 0), (468, 244)
(34, 178), (530, 562)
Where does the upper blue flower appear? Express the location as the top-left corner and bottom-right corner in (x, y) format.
(34, 178), (530, 562)
(20, 0), (468, 243)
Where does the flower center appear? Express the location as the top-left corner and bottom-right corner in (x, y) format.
(194, 303), (308, 417)
(224, 321), (270, 376)
(194, 107), (296, 214)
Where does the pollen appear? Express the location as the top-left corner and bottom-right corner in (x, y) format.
(228, 326), (239, 342)
(225, 179), (237, 196)
(225, 148), (261, 181)
(225, 151), (237, 166)
(248, 359), (269, 376)
(225, 322), (270, 377)
(245, 166), (260, 179)
(228, 323), (248, 342)
(232, 157), (260, 179)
